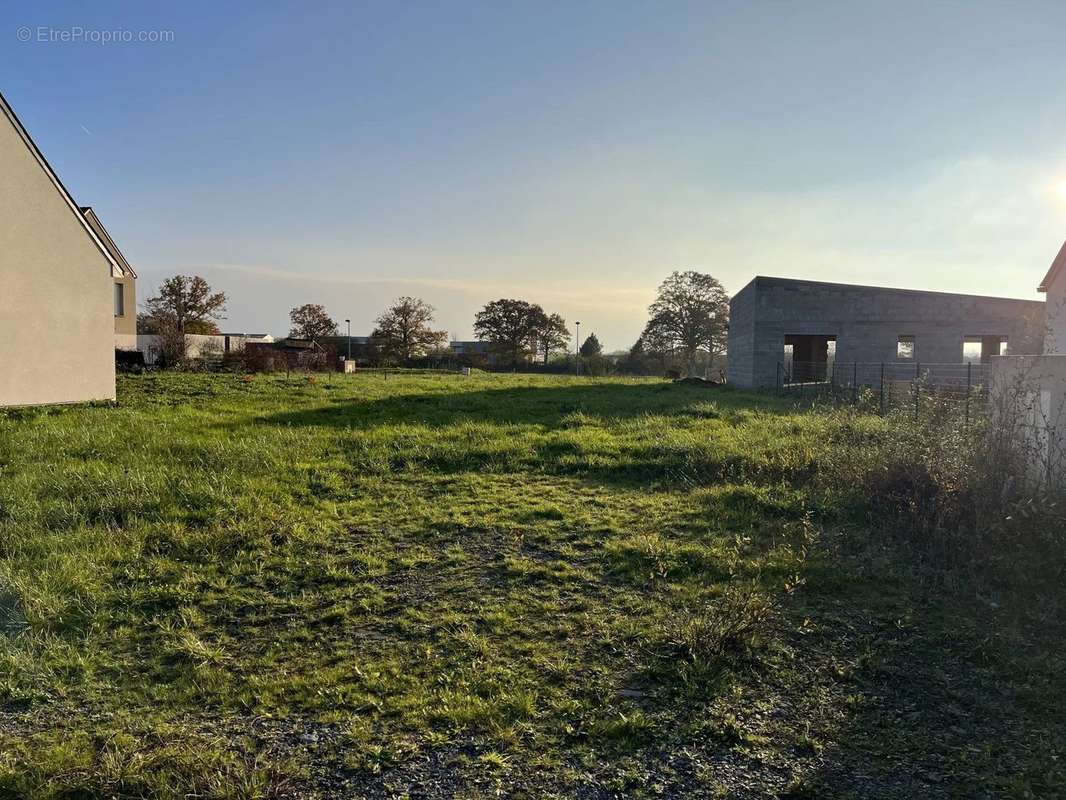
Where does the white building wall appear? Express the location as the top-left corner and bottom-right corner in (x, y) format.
(0, 100), (115, 406)
(136, 334), (270, 365)
(1047, 269), (1066, 355)
(991, 355), (1066, 489)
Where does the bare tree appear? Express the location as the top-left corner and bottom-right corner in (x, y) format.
(143, 275), (227, 335)
(139, 275), (227, 365)
(289, 303), (339, 342)
(372, 297), (447, 363)
(640, 271), (729, 376)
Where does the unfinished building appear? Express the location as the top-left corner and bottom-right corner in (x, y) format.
(727, 277), (1045, 389)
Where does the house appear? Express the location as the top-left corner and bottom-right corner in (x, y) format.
(1039, 241), (1066, 354)
(727, 277), (1045, 388)
(0, 91), (120, 406)
(81, 206), (138, 351)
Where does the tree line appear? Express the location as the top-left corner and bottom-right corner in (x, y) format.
(137, 270), (729, 374)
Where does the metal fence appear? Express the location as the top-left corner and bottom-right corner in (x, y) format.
(778, 360), (991, 419)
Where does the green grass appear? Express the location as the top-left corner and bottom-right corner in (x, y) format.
(0, 372), (1061, 798)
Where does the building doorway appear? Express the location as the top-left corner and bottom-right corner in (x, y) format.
(783, 334), (837, 382)
(963, 335), (1008, 363)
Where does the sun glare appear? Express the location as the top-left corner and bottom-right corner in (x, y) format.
(1057, 180), (1066, 201)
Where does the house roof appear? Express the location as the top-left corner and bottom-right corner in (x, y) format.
(0, 90), (118, 273)
(1038, 240), (1066, 293)
(80, 206), (136, 278)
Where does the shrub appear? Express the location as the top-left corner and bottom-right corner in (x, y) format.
(661, 579), (775, 668)
(242, 346), (278, 373)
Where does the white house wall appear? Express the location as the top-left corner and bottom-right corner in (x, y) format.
(0, 100), (115, 406)
(1047, 268), (1066, 355)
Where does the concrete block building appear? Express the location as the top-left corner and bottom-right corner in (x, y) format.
(727, 277), (1044, 389)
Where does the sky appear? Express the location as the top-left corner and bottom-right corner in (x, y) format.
(4, 0), (1066, 349)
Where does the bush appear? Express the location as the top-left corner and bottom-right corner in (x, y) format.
(819, 396), (1066, 598)
(115, 349), (146, 372)
(242, 346), (278, 373)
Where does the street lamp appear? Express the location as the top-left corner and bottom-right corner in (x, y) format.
(575, 321), (581, 376)
(345, 319), (351, 361)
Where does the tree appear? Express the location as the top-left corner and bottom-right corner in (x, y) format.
(372, 296), (447, 362)
(640, 271), (729, 376)
(289, 303), (338, 341)
(535, 313), (570, 364)
(143, 275), (227, 335)
(473, 299), (545, 367)
(579, 333), (603, 357)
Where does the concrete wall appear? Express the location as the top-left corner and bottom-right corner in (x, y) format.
(725, 281), (757, 387)
(728, 277), (1045, 388)
(138, 334), (226, 365)
(136, 334), (270, 365)
(991, 355), (1066, 489)
(0, 103), (115, 406)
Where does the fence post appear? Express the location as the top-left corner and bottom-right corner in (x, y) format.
(965, 361), (972, 425)
(777, 362), (781, 391)
(852, 361), (858, 405)
(914, 361), (920, 420)
(879, 362), (885, 415)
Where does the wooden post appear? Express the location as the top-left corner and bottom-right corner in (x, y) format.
(965, 361), (972, 425)
(879, 362), (885, 415)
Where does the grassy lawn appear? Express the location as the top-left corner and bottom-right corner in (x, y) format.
(0, 372), (1062, 798)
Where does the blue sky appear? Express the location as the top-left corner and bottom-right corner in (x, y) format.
(4, 1), (1066, 347)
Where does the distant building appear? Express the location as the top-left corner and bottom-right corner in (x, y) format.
(135, 332), (274, 366)
(727, 277), (1044, 389)
(449, 340), (492, 359)
(320, 334), (381, 362)
(449, 340), (531, 366)
(220, 333), (274, 350)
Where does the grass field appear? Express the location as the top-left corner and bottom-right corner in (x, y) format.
(0, 372), (1062, 799)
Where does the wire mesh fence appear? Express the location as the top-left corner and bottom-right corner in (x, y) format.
(778, 360), (991, 420)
